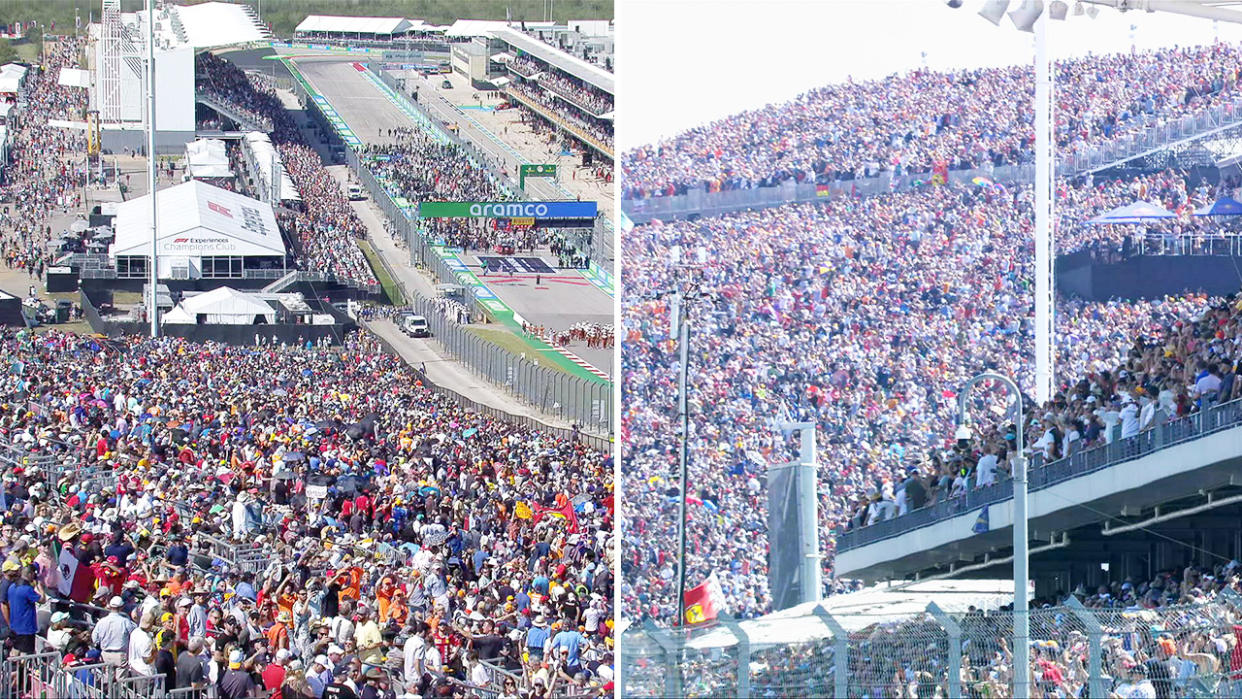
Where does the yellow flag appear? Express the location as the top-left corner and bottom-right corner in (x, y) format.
(515, 502), (532, 520)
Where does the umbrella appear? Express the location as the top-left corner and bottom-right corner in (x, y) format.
(272, 470), (298, 481)
(69, 220), (89, 233)
(1193, 196), (1242, 217)
(971, 176), (994, 187)
(284, 451), (305, 463)
(1086, 201), (1176, 225)
(462, 427), (478, 439)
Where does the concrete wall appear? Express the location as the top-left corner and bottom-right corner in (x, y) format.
(1056, 252), (1242, 300)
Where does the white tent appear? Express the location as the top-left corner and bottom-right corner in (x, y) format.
(110, 180), (285, 279)
(295, 15), (412, 36)
(185, 139), (233, 179)
(164, 286), (276, 325)
(58, 68), (92, 89)
(243, 132), (300, 202)
(0, 64), (28, 95)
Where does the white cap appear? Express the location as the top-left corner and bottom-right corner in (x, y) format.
(108, 596), (124, 609)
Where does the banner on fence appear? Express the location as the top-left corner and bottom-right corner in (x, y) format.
(418, 201), (597, 219)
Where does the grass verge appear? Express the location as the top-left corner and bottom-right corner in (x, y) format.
(358, 239), (405, 306)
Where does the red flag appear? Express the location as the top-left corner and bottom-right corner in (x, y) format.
(532, 500), (579, 534)
(682, 573), (726, 625)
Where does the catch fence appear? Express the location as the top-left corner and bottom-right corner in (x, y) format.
(623, 591), (1242, 698)
(368, 319), (611, 449)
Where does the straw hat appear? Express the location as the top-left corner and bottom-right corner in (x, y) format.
(57, 522), (83, 541)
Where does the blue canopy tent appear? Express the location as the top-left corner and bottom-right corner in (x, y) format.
(1193, 197), (1242, 217)
(1085, 201), (1177, 225)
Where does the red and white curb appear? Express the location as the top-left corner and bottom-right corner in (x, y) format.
(537, 334), (610, 380)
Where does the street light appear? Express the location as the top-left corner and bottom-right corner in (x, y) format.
(957, 372), (1028, 698)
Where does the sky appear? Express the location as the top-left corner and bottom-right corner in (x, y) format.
(618, 0), (1242, 149)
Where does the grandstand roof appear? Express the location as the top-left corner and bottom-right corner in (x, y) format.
(444, 19), (554, 38)
(295, 15), (413, 36)
(683, 579), (1019, 648)
(167, 3), (270, 49)
(490, 27), (614, 94)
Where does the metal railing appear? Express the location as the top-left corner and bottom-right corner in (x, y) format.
(623, 591), (1242, 699)
(838, 397), (1242, 553)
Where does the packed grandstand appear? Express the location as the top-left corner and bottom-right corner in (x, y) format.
(0, 33), (614, 699)
(620, 38), (1242, 631)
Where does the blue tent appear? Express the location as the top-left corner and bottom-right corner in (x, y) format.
(1193, 197), (1242, 217)
(1086, 201), (1177, 225)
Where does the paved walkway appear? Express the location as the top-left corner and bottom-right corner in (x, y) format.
(365, 318), (576, 430)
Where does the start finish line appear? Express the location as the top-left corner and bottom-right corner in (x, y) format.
(419, 201), (598, 219)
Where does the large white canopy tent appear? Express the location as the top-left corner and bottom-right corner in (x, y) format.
(110, 180), (285, 280)
(185, 139), (233, 179)
(163, 286), (276, 325)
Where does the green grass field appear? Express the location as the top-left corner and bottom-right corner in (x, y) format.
(0, 1), (610, 39)
(464, 324), (571, 374)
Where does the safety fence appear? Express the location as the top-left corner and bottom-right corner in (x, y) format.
(623, 591), (1242, 698)
(367, 316), (612, 447)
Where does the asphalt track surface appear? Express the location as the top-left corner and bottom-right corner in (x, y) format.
(293, 58), (614, 375)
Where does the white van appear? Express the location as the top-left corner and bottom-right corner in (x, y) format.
(401, 315), (430, 338)
(347, 184), (366, 201)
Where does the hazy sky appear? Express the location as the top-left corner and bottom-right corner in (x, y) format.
(618, 0), (1242, 149)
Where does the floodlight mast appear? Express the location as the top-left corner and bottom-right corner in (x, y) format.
(147, 0), (158, 338)
(1081, 0), (1242, 24)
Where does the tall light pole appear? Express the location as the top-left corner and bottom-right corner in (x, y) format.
(956, 372), (1027, 697)
(146, 0), (159, 338)
(672, 288), (691, 628)
(1033, 10), (1054, 405)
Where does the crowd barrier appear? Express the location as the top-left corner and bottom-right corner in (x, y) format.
(622, 590), (1242, 698)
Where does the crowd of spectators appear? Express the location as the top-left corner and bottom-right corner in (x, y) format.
(523, 323), (614, 350)
(621, 43), (1242, 200)
(195, 52), (377, 289)
(507, 81), (613, 150)
(0, 37), (88, 280)
(620, 181), (1229, 623)
(361, 130), (525, 253)
(508, 59), (612, 117)
(0, 327), (614, 698)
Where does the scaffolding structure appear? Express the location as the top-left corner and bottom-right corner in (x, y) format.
(99, 0), (123, 122)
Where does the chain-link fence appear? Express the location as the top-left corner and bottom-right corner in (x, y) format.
(623, 590), (1242, 698)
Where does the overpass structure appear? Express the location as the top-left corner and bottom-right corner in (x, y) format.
(835, 398), (1242, 597)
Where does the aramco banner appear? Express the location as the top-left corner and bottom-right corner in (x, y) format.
(418, 201), (597, 219)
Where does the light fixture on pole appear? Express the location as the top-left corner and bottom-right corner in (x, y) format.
(1009, 0), (1047, 31)
(978, 0), (1012, 24)
(957, 373), (1028, 699)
